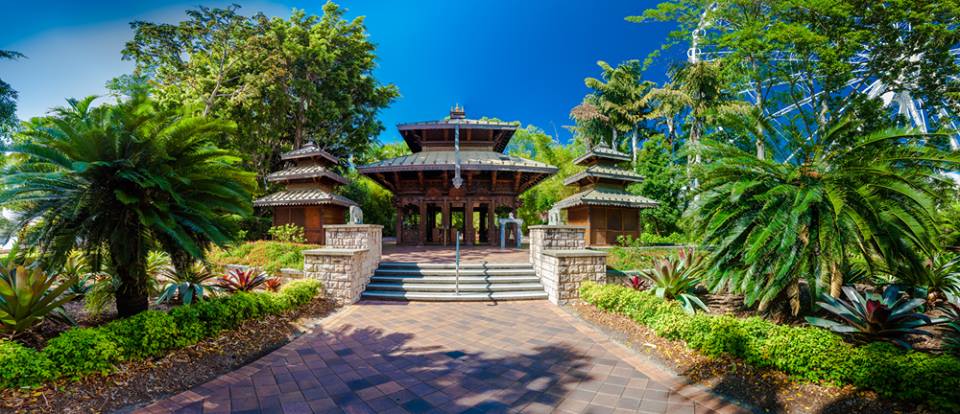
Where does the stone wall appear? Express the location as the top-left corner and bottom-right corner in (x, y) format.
(528, 225), (606, 305)
(301, 224), (382, 304)
(539, 250), (607, 305)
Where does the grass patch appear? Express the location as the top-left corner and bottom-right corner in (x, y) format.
(606, 246), (679, 271)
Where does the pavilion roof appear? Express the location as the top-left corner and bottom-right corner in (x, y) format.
(563, 165), (644, 186)
(254, 189), (358, 208)
(573, 145), (631, 165)
(265, 165), (349, 185)
(357, 150), (557, 174)
(555, 188), (658, 209)
(397, 116), (519, 153)
(281, 142), (340, 165)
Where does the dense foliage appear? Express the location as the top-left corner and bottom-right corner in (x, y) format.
(0, 95), (255, 316)
(0, 279), (321, 389)
(582, 282), (960, 411)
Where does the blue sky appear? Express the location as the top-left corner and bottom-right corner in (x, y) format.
(0, 0), (679, 144)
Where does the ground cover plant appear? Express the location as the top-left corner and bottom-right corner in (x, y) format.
(581, 282), (960, 412)
(207, 240), (322, 273)
(0, 279), (321, 389)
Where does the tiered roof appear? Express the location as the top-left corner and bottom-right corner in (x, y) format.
(555, 143), (657, 209)
(254, 142), (357, 208)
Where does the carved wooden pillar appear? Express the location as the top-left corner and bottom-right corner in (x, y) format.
(395, 204), (403, 245)
(418, 200), (426, 246)
(488, 205), (497, 247)
(465, 198), (474, 246)
(441, 201), (451, 246)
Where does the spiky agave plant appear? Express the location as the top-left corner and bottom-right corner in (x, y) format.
(157, 262), (218, 305)
(806, 285), (933, 349)
(639, 248), (708, 314)
(0, 265), (77, 339)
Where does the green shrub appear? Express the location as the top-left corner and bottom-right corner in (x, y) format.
(207, 240), (321, 273)
(42, 328), (122, 378)
(267, 224), (306, 243)
(0, 340), (53, 388)
(580, 282), (960, 412)
(0, 278), (323, 389)
(105, 311), (181, 358)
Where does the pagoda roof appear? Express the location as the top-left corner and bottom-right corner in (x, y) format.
(555, 188), (658, 209)
(563, 165), (644, 186)
(397, 109), (519, 153)
(358, 150), (557, 174)
(265, 165), (349, 185)
(281, 143), (340, 165)
(573, 145), (631, 165)
(253, 189), (358, 208)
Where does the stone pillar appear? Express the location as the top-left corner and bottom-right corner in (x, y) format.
(465, 199), (474, 246)
(302, 224), (383, 304)
(528, 225), (603, 305)
(539, 250), (607, 305)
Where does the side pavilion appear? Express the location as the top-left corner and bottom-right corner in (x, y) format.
(358, 106), (558, 246)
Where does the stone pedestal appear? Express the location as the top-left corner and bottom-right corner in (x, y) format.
(528, 225), (605, 305)
(302, 224), (382, 304)
(539, 250), (608, 305)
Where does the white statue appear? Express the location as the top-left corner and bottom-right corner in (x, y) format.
(548, 208), (561, 225)
(349, 206), (363, 224)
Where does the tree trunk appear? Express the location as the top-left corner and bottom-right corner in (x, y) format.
(170, 249), (193, 276)
(113, 252), (149, 318)
(631, 126), (638, 165)
(829, 262), (842, 298)
(787, 279), (801, 316)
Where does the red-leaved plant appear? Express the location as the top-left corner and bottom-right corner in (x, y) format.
(264, 277), (283, 293)
(218, 269), (269, 293)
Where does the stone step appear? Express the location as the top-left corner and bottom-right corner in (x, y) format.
(378, 262), (531, 270)
(374, 268), (536, 277)
(365, 282), (545, 292)
(361, 290), (548, 301)
(370, 275), (541, 284)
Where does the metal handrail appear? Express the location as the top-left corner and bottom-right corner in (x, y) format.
(455, 230), (461, 295)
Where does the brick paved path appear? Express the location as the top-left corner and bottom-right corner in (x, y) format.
(139, 301), (746, 414)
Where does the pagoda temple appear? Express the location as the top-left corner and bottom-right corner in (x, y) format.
(359, 106), (557, 246)
(254, 142), (358, 244)
(556, 142), (658, 246)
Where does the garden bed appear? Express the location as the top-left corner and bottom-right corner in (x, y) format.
(207, 240), (323, 273)
(572, 303), (920, 413)
(0, 295), (337, 413)
(578, 282), (960, 413)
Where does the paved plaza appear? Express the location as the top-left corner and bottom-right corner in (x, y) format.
(139, 301), (744, 414)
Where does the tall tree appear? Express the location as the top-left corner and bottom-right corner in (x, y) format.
(583, 60), (653, 160)
(629, 134), (686, 235)
(0, 50), (24, 141)
(0, 95), (255, 317)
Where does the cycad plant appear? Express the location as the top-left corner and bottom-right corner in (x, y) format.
(639, 248), (708, 314)
(0, 95), (255, 317)
(687, 118), (956, 314)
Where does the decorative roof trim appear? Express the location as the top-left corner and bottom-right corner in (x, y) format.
(563, 166), (644, 186)
(253, 189), (358, 208)
(357, 151), (558, 175)
(573, 146), (631, 165)
(555, 189), (659, 209)
(266, 167), (349, 185)
(280, 144), (340, 165)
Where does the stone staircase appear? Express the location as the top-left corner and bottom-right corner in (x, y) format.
(361, 262), (548, 301)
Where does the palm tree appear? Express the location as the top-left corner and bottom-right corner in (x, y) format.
(687, 118), (956, 315)
(0, 95), (255, 317)
(584, 60), (653, 160)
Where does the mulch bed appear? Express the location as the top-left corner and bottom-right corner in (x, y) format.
(1, 297), (338, 414)
(571, 303), (934, 414)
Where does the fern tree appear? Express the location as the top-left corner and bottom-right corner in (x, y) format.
(687, 118), (956, 315)
(0, 95), (255, 317)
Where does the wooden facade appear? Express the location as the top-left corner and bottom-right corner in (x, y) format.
(360, 107), (557, 246)
(254, 142), (357, 244)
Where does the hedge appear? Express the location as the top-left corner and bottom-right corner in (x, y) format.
(580, 282), (960, 412)
(0, 279), (322, 389)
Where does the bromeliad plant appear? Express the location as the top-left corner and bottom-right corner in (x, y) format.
(217, 269), (269, 293)
(805, 285), (933, 349)
(157, 262), (218, 305)
(264, 278), (282, 292)
(0, 265), (77, 339)
(639, 248), (708, 314)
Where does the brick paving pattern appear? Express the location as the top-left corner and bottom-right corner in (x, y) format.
(139, 301), (746, 414)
